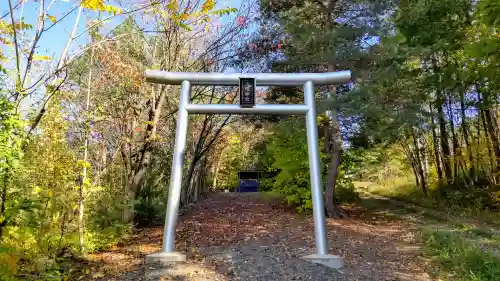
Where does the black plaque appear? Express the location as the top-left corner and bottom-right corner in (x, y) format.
(239, 78), (255, 107)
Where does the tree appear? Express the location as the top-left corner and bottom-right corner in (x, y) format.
(242, 0), (392, 217)
(0, 0), (244, 277)
(67, 1), (245, 223)
(352, 0), (500, 195)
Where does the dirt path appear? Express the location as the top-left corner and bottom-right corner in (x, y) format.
(83, 193), (431, 281)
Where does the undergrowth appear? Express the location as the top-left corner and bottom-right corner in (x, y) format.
(359, 179), (500, 227)
(0, 225), (129, 281)
(423, 229), (500, 281)
(356, 177), (500, 281)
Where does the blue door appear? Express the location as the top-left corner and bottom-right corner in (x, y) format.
(237, 179), (259, 192)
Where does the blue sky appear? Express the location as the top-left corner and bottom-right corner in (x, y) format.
(0, 0), (246, 66)
(2, 0), (93, 60)
(0, 0), (249, 113)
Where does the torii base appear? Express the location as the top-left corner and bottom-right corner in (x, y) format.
(302, 254), (344, 269)
(145, 252), (186, 264)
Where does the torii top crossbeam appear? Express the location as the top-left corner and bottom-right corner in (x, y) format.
(145, 70), (351, 86)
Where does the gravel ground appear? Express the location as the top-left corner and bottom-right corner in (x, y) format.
(87, 193), (431, 281)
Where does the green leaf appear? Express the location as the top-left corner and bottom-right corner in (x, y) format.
(176, 21), (192, 31)
(166, 0), (179, 12)
(211, 7), (238, 16)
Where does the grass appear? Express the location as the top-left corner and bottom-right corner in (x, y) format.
(423, 229), (500, 281)
(255, 191), (288, 209)
(354, 179), (500, 281)
(354, 179), (500, 227)
(258, 191), (284, 201)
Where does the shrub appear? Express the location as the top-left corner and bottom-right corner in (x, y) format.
(260, 118), (358, 213)
(134, 168), (167, 227)
(0, 247), (19, 280)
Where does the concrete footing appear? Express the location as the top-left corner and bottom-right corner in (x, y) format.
(145, 252), (186, 264)
(302, 254), (344, 269)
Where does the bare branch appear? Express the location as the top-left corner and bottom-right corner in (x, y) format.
(43, 4), (80, 33)
(27, 72), (68, 136)
(73, 0), (167, 40)
(7, 0), (22, 100)
(22, 0), (46, 88)
(46, 0), (57, 12)
(1, 0), (21, 20)
(27, 5), (83, 133)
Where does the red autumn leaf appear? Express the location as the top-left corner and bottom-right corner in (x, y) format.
(236, 16), (247, 27)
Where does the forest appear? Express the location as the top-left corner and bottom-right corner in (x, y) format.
(0, 0), (499, 280)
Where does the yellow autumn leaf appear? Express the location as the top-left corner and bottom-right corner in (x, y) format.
(33, 54), (53, 61)
(33, 186), (42, 194)
(47, 15), (56, 23)
(201, 0), (215, 13)
(0, 37), (12, 45)
(82, 0), (103, 10)
(166, 0), (179, 12)
(81, 0), (122, 15)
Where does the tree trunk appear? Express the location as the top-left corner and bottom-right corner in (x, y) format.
(325, 142), (342, 218)
(213, 156), (221, 189)
(421, 136), (430, 186)
(183, 157), (198, 206)
(484, 109), (500, 184)
(412, 131), (428, 195)
(77, 42), (95, 253)
(480, 109), (495, 182)
(429, 103), (444, 182)
(323, 112), (331, 156)
(0, 154), (12, 238)
(476, 108), (485, 173)
(418, 141), (428, 195)
(401, 140), (422, 192)
(0, 182), (7, 238)
(194, 157), (206, 202)
(436, 91), (453, 183)
(477, 85), (499, 184)
(477, 90), (495, 181)
(411, 160), (421, 190)
(460, 92), (475, 181)
(447, 96), (460, 181)
(194, 168), (200, 203)
(324, 63), (343, 218)
(124, 86), (168, 223)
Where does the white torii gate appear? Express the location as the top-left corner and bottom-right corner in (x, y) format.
(144, 70), (351, 269)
